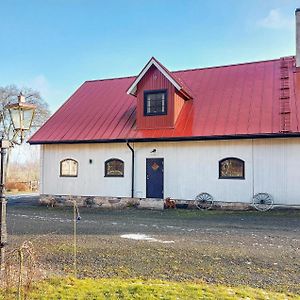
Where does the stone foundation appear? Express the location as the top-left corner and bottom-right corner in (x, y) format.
(39, 194), (255, 211)
(40, 194), (164, 210)
(171, 199), (252, 210)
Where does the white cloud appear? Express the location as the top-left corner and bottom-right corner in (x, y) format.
(257, 9), (293, 30)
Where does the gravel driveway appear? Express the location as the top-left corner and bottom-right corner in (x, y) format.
(6, 204), (300, 294)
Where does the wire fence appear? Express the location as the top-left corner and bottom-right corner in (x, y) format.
(1, 200), (80, 299)
(3, 241), (37, 299)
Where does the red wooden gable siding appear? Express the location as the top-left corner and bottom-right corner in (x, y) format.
(29, 56), (300, 144)
(174, 91), (185, 123)
(136, 65), (175, 129)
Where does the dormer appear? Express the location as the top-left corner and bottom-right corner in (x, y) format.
(127, 57), (193, 129)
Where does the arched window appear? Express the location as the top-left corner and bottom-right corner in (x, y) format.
(105, 159), (124, 177)
(60, 159), (78, 177)
(219, 157), (244, 179)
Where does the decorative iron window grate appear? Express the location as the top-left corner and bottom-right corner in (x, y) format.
(219, 157), (245, 179)
(105, 158), (124, 177)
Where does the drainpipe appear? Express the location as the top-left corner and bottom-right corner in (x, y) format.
(126, 141), (134, 198)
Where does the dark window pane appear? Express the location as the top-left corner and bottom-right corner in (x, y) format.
(105, 159), (124, 177)
(144, 90), (167, 115)
(219, 158), (244, 179)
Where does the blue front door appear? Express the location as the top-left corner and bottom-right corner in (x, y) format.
(146, 158), (164, 199)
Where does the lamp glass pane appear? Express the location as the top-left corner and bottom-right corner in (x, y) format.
(22, 109), (34, 130)
(10, 109), (22, 130)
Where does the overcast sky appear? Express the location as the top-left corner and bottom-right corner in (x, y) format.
(0, 0), (298, 113)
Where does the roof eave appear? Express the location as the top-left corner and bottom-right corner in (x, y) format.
(29, 132), (300, 145)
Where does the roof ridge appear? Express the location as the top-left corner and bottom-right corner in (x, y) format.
(84, 56), (294, 84)
(172, 57), (294, 74)
(85, 75), (136, 83)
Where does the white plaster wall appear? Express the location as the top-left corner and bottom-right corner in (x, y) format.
(41, 138), (300, 205)
(41, 143), (132, 197)
(253, 138), (300, 205)
(134, 140), (252, 203)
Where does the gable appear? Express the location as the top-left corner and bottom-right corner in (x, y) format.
(127, 57), (193, 99)
(135, 64), (176, 129)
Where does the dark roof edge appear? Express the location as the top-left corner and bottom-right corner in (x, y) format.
(29, 133), (300, 145)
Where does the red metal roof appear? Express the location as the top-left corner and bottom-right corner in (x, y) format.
(29, 56), (300, 144)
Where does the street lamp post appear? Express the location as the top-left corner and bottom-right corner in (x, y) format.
(0, 93), (36, 273)
(0, 139), (10, 273)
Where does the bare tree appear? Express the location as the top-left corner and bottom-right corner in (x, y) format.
(0, 84), (51, 177)
(0, 84), (51, 138)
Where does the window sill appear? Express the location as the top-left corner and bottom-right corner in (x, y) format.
(144, 112), (168, 116)
(218, 177), (245, 180)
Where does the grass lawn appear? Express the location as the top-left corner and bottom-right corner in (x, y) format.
(1, 277), (300, 300)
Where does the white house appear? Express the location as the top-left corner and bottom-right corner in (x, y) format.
(29, 9), (300, 210)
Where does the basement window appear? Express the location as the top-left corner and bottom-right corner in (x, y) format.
(219, 157), (245, 179)
(144, 90), (167, 116)
(60, 159), (78, 177)
(105, 159), (124, 177)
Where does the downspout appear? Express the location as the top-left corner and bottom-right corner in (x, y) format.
(126, 141), (134, 198)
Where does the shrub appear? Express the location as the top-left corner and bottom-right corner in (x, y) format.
(6, 182), (29, 192)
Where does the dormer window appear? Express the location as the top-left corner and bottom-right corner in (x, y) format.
(144, 90), (167, 116)
(127, 57), (193, 128)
